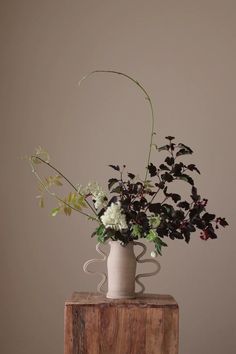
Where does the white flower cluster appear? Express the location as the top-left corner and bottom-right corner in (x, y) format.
(101, 202), (128, 231)
(77, 182), (107, 209)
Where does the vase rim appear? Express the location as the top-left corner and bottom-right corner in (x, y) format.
(108, 240), (136, 246)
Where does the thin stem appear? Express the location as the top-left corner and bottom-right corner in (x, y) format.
(184, 201), (195, 220)
(145, 99), (155, 181)
(161, 196), (169, 205)
(30, 156), (98, 217)
(145, 188), (161, 211)
(33, 156), (77, 191)
(78, 70), (156, 182)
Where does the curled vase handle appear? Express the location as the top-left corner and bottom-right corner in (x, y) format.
(83, 243), (107, 294)
(133, 241), (161, 295)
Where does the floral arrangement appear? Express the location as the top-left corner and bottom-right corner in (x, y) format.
(28, 70), (228, 256)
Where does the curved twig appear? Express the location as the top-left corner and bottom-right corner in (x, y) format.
(78, 70), (156, 182)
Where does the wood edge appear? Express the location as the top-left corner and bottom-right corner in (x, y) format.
(64, 303), (179, 310)
(64, 292), (179, 308)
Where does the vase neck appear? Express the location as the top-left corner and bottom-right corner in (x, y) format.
(109, 240), (135, 255)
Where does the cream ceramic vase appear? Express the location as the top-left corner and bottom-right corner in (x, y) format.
(83, 240), (161, 299)
(106, 241), (137, 298)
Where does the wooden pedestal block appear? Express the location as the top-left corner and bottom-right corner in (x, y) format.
(64, 292), (179, 354)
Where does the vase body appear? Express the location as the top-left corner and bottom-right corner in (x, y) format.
(83, 240), (161, 299)
(106, 241), (137, 299)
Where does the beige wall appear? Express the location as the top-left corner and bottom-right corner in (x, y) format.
(1, 0), (235, 353)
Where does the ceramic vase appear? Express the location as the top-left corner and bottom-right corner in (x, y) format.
(83, 240), (161, 299)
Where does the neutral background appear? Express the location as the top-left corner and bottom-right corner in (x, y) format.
(1, 1), (235, 353)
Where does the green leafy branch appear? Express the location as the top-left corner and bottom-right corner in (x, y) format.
(29, 150), (99, 221)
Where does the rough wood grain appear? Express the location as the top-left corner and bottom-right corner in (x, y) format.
(64, 292), (179, 354)
(66, 292), (178, 308)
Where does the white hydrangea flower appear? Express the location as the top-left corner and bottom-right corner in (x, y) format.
(93, 191), (107, 209)
(77, 182), (107, 209)
(87, 182), (101, 195)
(76, 184), (85, 194)
(101, 202), (128, 231)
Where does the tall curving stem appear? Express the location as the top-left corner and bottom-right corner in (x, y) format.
(78, 70), (156, 182)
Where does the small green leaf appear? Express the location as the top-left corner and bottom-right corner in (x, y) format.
(97, 234), (106, 243)
(88, 216), (98, 222)
(36, 195), (44, 208)
(131, 224), (142, 238)
(146, 229), (158, 241)
(96, 224), (106, 236)
(68, 192), (72, 203)
(39, 198), (44, 208)
(157, 237), (168, 247)
(96, 224), (106, 243)
(154, 237), (168, 256)
(63, 206), (72, 216)
(71, 194), (87, 210)
(54, 176), (63, 186)
(144, 180), (155, 189)
(51, 207), (61, 216)
(155, 242), (162, 256)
